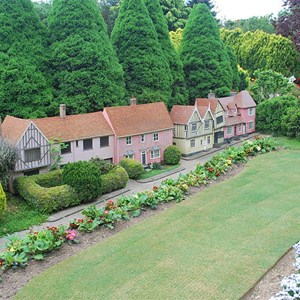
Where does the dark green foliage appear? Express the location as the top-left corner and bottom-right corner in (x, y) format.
(144, 0), (188, 107)
(111, 0), (172, 106)
(0, 182), (6, 214)
(119, 158), (144, 180)
(163, 145), (181, 165)
(62, 161), (102, 202)
(0, 0), (52, 118)
(180, 4), (232, 101)
(14, 171), (80, 214)
(238, 66), (250, 91)
(90, 157), (115, 174)
(282, 104), (300, 139)
(225, 45), (240, 91)
(33, 1), (52, 26)
(152, 162), (162, 170)
(101, 166), (129, 194)
(256, 95), (298, 135)
(98, 0), (120, 35)
(48, 0), (126, 114)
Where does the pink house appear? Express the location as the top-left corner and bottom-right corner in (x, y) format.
(218, 90), (256, 141)
(103, 99), (174, 165)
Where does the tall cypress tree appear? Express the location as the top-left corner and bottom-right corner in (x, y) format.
(0, 0), (52, 118)
(48, 0), (126, 114)
(180, 4), (232, 101)
(111, 0), (172, 106)
(144, 0), (188, 107)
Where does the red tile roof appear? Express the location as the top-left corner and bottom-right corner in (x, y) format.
(234, 90), (256, 108)
(195, 98), (218, 113)
(2, 116), (31, 144)
(33, 112), (113, 141)
(104, 102), (174, 137)
(170, 105), (196, 125)
(225, 116), (244, 126)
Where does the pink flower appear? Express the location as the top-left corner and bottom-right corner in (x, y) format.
(65, 229), (77, 241)
(104, 210), (109, 214)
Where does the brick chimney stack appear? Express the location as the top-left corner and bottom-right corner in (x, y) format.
(60, 104), (66, 119)
(130, 96), (137, 106)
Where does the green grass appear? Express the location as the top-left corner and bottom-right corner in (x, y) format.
(0, 194), (48, 237)
(15, 151), (300, 300)
(274, 136), (300, 150)
(140, 164), (180, 179)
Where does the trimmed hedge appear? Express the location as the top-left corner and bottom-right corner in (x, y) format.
(101, 166), (129, 194)
(14, 171), (80, 214)
(0, 182), (6, 214)
(119, 158), (144, 179)
(164, 145), (181, 165)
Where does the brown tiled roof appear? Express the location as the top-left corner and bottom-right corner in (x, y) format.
(2, 116), (31, 144)
(218, 96), (235, 111)
(170, 105), (196, 125)
(225, 116), (244, 126)
(234, 90), (256, 108)
(195, 98), (218, 113)
(105, 102), (174, 137)
(33, 112), (113, 141)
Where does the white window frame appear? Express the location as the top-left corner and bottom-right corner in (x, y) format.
(150, 149), (160, 159)
(234, 108), (237, 114)
(248, 108), (254, 116)
(227, 126), (232, 134)
(24, 148), (41, 162)
(125, 154), (134, 159)
(190, 139), (195, 148)
(204, 120), (210, 130)
(238, 124), (242, 132)
(191, 123), (197, 132)
(207, 136), (211, 144)
(249, 121), (254, 129)
(126, 136), (132, 145)
(153, 133), (159, 142)
(141, 134), (145, 143)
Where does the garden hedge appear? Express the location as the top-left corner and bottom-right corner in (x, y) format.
(0, 182), (6, 214)
(101, 166), (129, 194)
(164, 145), (181, 165)
(119, 158), (144, 179)
(14, 171), (80, 214)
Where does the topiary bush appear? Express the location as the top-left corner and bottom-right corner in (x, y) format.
(119, 158), (144, 180)
(62, 161), (102, 203)
(0, 182), (6, 214)
(90, 157), (115, 174)
(101, 166), (129, 194)
(164, 145), (181, 165)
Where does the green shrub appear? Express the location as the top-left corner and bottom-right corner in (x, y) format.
(0, 182), (6, 214)
(152, 162), (162, 170)
(164, 145), (181, 165)
(14, 171), (80, 214)
(62, 161), (102, 202)
(90, 157), (115, 174)
(101, 166), (129, 194)
(119, 158), (144, 180)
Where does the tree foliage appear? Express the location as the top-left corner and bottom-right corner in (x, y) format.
(169, 28), (183, 51)
(250, 69), (293, 103)
(98, 0), (120, 35)
(0, 0), (52, 118)
(282, 103), (300, 139)
(111, 0), (172, 105)
(144, 0), (188, 107)
(238, 66), (250, 91)
(225, 45), (240, 91)
(180, 4), (232, 102)
(48, 0), (126, 114)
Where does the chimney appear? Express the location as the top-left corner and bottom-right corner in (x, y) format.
(208, 91), (215, 99)
(60, 104), (66, 119)
(130, 96), (137, 106)
(0, 116), (2, 137)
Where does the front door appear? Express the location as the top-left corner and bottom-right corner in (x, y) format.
(141, 151), (146, 165)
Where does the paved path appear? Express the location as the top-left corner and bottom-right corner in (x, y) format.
(0, 134), (258, 251)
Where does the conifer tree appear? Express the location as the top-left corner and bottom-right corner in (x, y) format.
(0, 0), (52, 118)
(180, 4), (232, 101)
(225, 45), (240, 91)
(144, 0), (188, 107)
(111, 0), (172, 105)
(48, 0), (126, 114)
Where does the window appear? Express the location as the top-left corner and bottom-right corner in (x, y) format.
(61, 142), (71, 154)
(150, 149), (160, 159)
(153, 133), (159, 141)
(227, 126), (232, 134)
(184, 125), (187, 132)
(190, 139), (195, 148)
(204, 120), (210, 130)
(249, 121), (254, 129)
(141, 135), (145, 143)
(126, 136), (132, 145)
(24, 148), (41, 162)
(191, 123), (197, 132)
(125, 154), (134, 159)
(207, 136), (211, 144)
(83, 138), (93, 150)
(238, 124), (242, 132)
(24, 169), (39, 176)
(216, 116), (223, 125)
(76, 140), (79, 147)
(234, 108), (237, 113)
(248, 108), (254, 116)
(100, 136), (109, 148)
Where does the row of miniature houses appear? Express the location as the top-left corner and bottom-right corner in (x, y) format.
(1, 90), (256, 178)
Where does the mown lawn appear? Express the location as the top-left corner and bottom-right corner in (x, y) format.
(0, 194), (48, 237)
(15, 150), (300, 300)
(274, 136), (300, 150)
(140, 164), (180, 179)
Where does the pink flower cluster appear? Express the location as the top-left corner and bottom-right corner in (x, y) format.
(65, 229), (77, 241)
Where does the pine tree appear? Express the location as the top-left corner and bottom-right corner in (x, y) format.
(111, 0), (172, 106)
(225, 45), (240, 91)
(180, 4), (232, 101)
(48, 0), (126, 114)
(144, 0), (188, 107)
(0, 0), (52, 118)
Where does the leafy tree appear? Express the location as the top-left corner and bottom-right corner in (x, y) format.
(180, 4), (232, 102)
(159, 0), (190, 31)
(225, 45), (240, 91)
(144, 0), (188, 107)
(111, 0), (172, 105)
(282, 104), (300, 139)
(169, 28), (183, 51)
(250, 69), (293, 103)
(33, 0), (52, 26)
(0, 0), (52, 118)
(238, 66), (249, 91)
(48, 0), (126, 114)
(273, 0), (300, 52)
(0, 137), (18, 189)
(98, 0), (120, 35)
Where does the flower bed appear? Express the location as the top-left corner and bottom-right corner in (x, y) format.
(0, 137), (277, 275)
